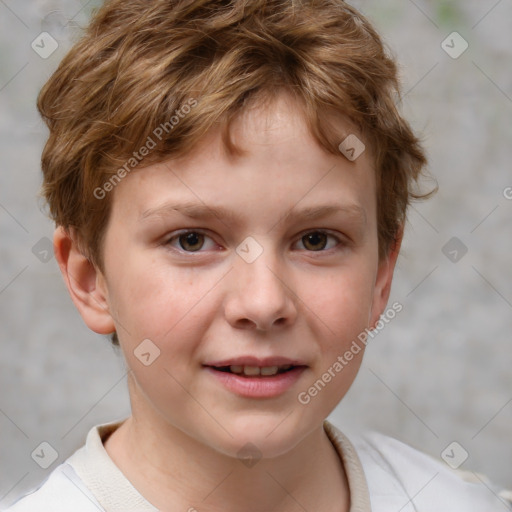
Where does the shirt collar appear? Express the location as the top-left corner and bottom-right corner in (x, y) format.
(67, 418), (371, 512)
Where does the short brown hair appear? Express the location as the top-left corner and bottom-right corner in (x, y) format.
(37, 0), (433, 342)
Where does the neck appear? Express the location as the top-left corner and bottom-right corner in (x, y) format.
(104, 387), (350, 512)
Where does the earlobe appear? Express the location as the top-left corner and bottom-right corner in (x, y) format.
(369, 227), (403, 329)
(53, 226), (116, 335)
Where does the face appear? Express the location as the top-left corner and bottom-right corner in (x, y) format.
(93, 92), (395, 458)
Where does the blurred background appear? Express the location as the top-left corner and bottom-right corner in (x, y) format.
(1, 0), (511, 506)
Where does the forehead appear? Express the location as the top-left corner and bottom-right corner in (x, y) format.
(110, 92), (377, 229)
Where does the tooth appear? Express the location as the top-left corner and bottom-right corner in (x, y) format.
(260, 366), (279, 376)
(281, 364), (292, 371)
(230, 365), (243, 374)
(243, 366), (261, 376)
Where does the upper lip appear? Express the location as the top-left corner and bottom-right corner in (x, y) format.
(204, 356), (307, 367)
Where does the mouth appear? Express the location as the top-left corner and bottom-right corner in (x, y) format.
(204, 363), (308, 398)
(208, 364), (302, 377)
(203, 356), (309, 397)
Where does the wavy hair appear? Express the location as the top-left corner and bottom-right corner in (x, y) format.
(37, 0), (433, 344)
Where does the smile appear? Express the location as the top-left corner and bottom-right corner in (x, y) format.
(213, 364), (295, 377)
(205, 365), (307, 398)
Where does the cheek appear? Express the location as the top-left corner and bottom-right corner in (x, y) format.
(105, 256), (203, 340)
(301, 264), (376, 337)
(295, 270), (373, 412)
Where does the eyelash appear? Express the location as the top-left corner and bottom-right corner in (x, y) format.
(164, 229), (345, 255)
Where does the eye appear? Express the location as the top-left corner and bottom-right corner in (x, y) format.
(296, 231), (341, 252)
(164, 229), (343, 254)
(165, 230), (216, 252)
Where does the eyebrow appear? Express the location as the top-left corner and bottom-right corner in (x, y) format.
(139, 201), (367, 227)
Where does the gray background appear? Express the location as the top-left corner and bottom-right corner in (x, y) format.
(1, 0), (511, 507)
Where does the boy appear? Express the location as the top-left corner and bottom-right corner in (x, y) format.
(5, 0), (510, 510)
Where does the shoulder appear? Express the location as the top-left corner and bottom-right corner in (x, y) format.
(2, 461), (104, 512)
(351, 429), (511, 511)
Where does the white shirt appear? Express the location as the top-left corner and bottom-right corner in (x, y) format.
(3, 419), (510, 511)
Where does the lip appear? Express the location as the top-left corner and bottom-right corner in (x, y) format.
(204, 356), (307, 367)
(204, 365), (308, 398)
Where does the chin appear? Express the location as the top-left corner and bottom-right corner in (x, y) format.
(207, 410), (312, 460)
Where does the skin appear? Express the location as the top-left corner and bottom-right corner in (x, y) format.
(54, 91), (401, 512)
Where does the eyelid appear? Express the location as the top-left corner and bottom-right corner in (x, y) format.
(165, 229), (219, 253)
(164, 228), (346, 254)
(293, 229), (345, 252)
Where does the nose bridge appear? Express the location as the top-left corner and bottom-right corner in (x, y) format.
(241, 248), (284, 296)
(224, 236), (296, 330)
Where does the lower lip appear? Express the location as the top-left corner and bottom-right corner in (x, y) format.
(205, 366), (307, 398)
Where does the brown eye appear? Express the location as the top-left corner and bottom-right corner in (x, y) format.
(302, 231), (328, 251)
(178, 232), (205, 252)
(165, 230), (217, 254)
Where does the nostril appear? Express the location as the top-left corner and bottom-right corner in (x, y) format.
(235, 318), (255, 329)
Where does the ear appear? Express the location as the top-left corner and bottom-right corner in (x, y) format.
(369, 226), (403, 329)
(53, 226), (116, 334)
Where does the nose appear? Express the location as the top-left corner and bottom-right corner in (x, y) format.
(223, 247), (298, 332)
